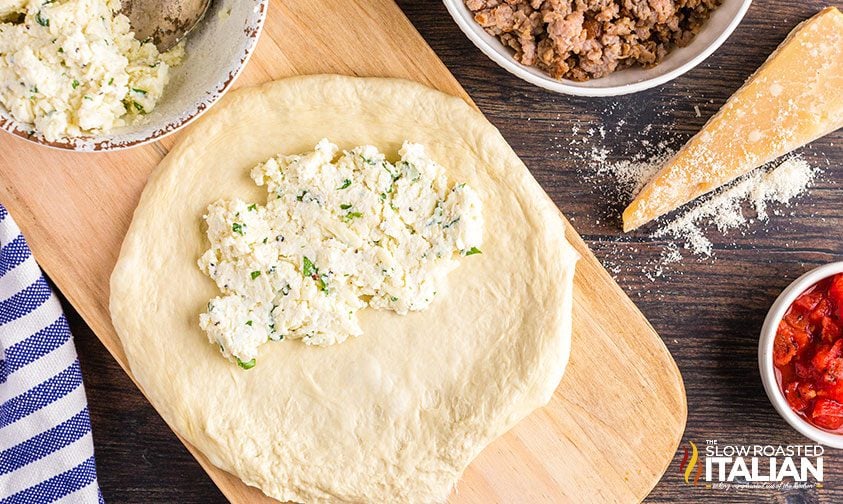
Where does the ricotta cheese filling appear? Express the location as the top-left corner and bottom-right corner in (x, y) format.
(0, 0), (184, 141)
(198, 140), (484, 368)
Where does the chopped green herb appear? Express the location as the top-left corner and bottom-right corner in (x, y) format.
(71, 79), (79, 89)
(464, 247), (482, 256)
(250, 270), (261, 280)
(231, 222), (244, 235)
(390, 296), (399, 302)
(302, 257), (328, 293)
(302, 256), (317, 277)
(247, 203), (257, 211)
(296, 190), (308, 202)
(132, 101), (144, 113)
(280, 283), (291, 296)
(379, 192), (387, 201)
(339, 203), (352, 210)
(131, 87), (147, 95)
(245, 320), (253, 326)
(237, 357), (256, 370)
(387, 163), (402, 181)
(443, 217), (460, 228)
(58, 47), (63, 53)
(262, 237), (268, 244)
(107, 77), (114, 85)
(35, 11), (48, 26)
(337, 179), (352, 190)
(344, 211), (363, 221)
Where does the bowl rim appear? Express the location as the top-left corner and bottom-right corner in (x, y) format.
(759, 261), (843, 448)
(442, 0), (753, 97)
(0, 0), (269, 152)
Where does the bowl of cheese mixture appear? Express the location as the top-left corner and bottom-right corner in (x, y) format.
(0, 0), (268, 151)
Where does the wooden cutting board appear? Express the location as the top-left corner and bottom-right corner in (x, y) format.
(0, 0), (687, 501)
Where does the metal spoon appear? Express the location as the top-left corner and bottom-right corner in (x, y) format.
(120, 0), (211, 52)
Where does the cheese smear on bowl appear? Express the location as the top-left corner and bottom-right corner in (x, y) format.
(0, 0), (184, 142)
(198, 140), (484, 368)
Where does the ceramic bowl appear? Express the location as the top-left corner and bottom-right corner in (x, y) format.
(759, 262), (843, 448)
(442, 0), (753, 96)
(0, 0), (268, 151)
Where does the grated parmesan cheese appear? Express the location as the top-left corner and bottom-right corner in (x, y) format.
(653, 156), (818, 257)
(591, 144), (672, 201)
(572, 110), (821, 283)
(588, 142), (819, 278)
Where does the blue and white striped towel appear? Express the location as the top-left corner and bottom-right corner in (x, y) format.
(0, 204), (103, 503)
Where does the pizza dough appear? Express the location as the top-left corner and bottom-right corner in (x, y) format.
(110, 75), (578, 503)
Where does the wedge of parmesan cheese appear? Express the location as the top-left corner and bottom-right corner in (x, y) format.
(623, 7), (843, 232)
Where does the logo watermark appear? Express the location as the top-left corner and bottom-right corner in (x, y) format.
(678, 440), (824, 491)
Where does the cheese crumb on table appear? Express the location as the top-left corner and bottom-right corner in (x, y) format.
(0, 0), (184, 141)
(587, 131), (819, 279)
(198, 140), (484, 367)
(654, 156), (818, 257)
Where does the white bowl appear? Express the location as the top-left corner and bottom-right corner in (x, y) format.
(759, 262), (843, 448)
(0, 0), (268, 151)
(443, 0), (752, 96)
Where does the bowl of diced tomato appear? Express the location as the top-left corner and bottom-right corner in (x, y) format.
(760, 262), (843, 447)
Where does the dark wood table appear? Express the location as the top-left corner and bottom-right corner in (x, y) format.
(68, 0), (842, 502)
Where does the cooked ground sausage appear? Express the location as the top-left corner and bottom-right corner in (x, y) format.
(465, 0), (722, 81)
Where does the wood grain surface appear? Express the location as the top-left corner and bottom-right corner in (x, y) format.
(7, 0), (841, 501)
(71, 0), (843, 501)
(0, 0), (691, 503)
(8, 0), (843, 502)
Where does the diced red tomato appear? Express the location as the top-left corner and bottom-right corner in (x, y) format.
(774, 322), (798, 366)
(812, 340), (843, 373)
(776, 274), (843, 431)
(778, 315), (811, 352)
(821, 317), (841, 343)
(793, 291), (823, 312)
(791, 321), (812, 350)
(825, 358), (843, 384)
(785, 310), (810, 331)
(830, 274), (843, 319)
(785, 382), (815, 412)
(812, 344), (832, 372)
(812, 399), (843, 430)
(809, 299), (832, 325)
(820, 381), (843, 403)
(795, 362), (814, 381)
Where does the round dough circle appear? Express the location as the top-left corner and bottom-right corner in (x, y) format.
(110, 75), (577, 503)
